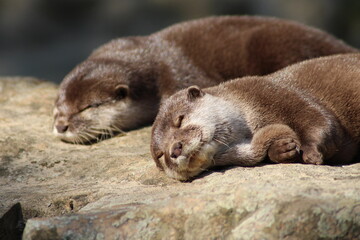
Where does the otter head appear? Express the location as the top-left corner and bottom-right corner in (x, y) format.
(151, 85), (248, 181)
(53, 59), (159, 143)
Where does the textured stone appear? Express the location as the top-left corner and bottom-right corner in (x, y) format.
(0, 78), (359, 239)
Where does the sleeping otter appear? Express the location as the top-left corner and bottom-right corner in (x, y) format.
(53, 16), (358, 143)
(151, 54), (360, 180)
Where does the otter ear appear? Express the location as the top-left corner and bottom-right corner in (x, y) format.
(187, 86), (204, 101)
(115, 84), (129, 100)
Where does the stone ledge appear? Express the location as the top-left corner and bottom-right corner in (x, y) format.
(0, 78), (359, 239)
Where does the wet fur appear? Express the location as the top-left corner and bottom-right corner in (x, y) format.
(54, 16), (358, 143)
(151, 54), (360, 180)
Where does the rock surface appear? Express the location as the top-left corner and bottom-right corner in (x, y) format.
(0, 77), (359, 239)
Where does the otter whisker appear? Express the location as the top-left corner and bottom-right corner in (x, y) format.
(102, 128), (111, 138)
(110, 125), (126, 134)
(90, 127), (110, 135)
(79, 134), (88, 145)
(214, 131), (237, 143)
(91, 130), (108, 141)
(81, 132), (94, 143)
(89, 132), (98, 140)
(82, 128), (108, 142)
(75, 136), (81, 145)
(104, 127), (115, 137)
(88, 129), (104, 135)
(213, 137), (231, 149)
(83, 131), (97, 140)
(74, 136), (81, 145)
(96, 130), (105, 142)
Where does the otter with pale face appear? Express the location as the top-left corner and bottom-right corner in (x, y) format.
(151, 54), (360, 180)
(53, 16), (358, 143)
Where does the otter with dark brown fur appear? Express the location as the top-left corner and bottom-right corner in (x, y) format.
(53, 16), (358, 143)
(151, 54), (360, 180)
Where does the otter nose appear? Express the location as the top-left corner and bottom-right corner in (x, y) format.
(56, 125), (68, 133)
(170, 142), (182, 158)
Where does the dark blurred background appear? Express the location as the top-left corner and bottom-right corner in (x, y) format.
(0, 0), (359, 83)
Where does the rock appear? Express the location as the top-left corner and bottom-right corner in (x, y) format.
(0, 77), (359, 239)
(0, 203), (25, 240)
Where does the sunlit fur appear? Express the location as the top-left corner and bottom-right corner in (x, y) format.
(53, 97), (156, 144)
(152, 54), (360, 180)
(153, 90), (251, 180)
(54, 16), (357, 144)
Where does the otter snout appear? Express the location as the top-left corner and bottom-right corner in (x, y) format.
(55, 124), (69, 133)
(52, 110), (78, 141)
(170, 142), (182, 158)
(53, 114), (70, 134)
(165, 141), (190, 171)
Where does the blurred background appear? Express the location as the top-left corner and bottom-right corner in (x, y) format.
(0, 0), (359, 84)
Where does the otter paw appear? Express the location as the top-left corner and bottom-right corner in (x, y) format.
(268, 138), (301, 163)
(301, 145), (323, 165)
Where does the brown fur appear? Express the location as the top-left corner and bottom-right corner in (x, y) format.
(151, 54), (360, 180)
(53, 16), (358, 143)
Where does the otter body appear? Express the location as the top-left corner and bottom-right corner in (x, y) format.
(53, 16), (358, 143)
(151, 54), (360, 180)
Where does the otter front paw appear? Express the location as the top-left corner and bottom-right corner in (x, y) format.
(268, 138), (301, 163)
(301, 145), (323, 165)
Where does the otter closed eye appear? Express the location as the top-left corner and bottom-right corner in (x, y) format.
(174, 115), (184, 128)
(87, 103), (102, 109)
(91, 103), (101, 107)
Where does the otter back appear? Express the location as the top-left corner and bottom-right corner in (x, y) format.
(54, 16), (358, 144)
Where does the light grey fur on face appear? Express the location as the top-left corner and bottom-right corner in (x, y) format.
(53, 100), (122, 143)
(162, 93), (252, 180)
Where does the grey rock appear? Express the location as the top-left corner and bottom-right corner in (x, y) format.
(0, 78), (359, 239)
